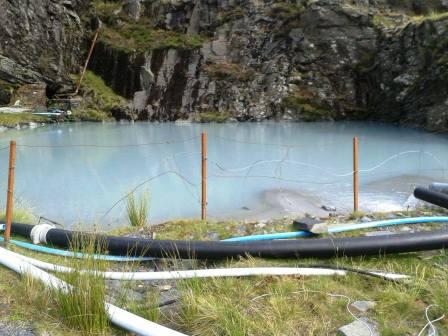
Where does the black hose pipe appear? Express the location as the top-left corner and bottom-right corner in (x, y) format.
(10, 223), (448, 259)
(414, 187), (448, 210)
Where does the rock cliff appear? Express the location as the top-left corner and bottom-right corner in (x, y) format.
(88, 0), (448, 129)
(0, 0), (93, 104)
(0, 0), (447, 130)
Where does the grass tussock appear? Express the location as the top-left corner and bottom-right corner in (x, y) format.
(173, 254), (448, 335)
(54, 234), (109, 335)
(0, 201), (37, 223)
(193, 111), (231, 123)
(126, 190), (150, 227)
(2, 209), (448, 335)
(70, 71), (125, 121)
(20, 233), (110, 335)
(205, 62), (256, 82)
(0, 113), (47, 127)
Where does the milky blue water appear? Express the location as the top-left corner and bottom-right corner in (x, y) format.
(0, 121), (446, 228)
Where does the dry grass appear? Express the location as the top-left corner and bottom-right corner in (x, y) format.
(1, 209), (447, 335)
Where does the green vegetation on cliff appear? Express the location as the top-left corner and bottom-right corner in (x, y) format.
(94, 1), (205, 53)
(193, 111), (231, 123)
(101, 24), (205, 52)
(70, 71), (126, 121)
(281, 90), (336, 121)
(205, 62), (256, 82)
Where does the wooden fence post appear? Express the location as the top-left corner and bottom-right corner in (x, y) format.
(201, 133), (207, 221)
(74, 25), (100, 96)
(353, 136), (359, 212)
(5, 140), (16, 241)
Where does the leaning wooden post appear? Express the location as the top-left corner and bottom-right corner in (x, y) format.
(353, 136), (359, 212)
(5, 140), (16, 241)
(201, 132), (207, 221)
(74, 24), (101, 96)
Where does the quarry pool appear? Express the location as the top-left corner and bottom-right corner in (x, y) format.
(0, 121), (446, 228)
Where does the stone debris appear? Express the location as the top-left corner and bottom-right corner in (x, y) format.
(292, 217), (321, 231)
(337, 319), (379, 336)
(360, 216), (372, 223)
(350, 300), (376, 312)
(0, 320), (35, 336)
(206, 232), (220, 240)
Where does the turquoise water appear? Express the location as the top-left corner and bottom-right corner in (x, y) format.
(0, 121), (446, 228)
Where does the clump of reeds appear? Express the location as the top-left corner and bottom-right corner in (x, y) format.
(126, 190), (150, 227)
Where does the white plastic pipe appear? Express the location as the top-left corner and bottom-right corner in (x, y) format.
(0, 246), (187, 336)
(11, 249), (408, 280)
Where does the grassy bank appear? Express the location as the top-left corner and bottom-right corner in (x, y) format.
(0, 113), (47, 128)
(0, 209), (447, 335)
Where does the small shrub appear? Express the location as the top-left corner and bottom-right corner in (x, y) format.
(193, 111), (230, 123)
(218, 6), (245, 24)
(280, 92), (335, 121)
(21, 234), (110, 335)
(70, 71), (125, 121)
(127, 190), (150, 227)
(268, 2), (304, 20)
(0, 113), (47, 127)
(54, 234), (109, 335)
(70, 108), (113, 122)
(205, 62), (256, 82)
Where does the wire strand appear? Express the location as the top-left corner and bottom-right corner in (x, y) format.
(417, 305), (445, 336)
(101, 171), (199, 219)
(15, 136), (200, 149)
(208, 150), (447, 178)
(251, 289), (373, 336)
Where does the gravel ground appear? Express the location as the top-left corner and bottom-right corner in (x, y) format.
(0, 320), (34, 336)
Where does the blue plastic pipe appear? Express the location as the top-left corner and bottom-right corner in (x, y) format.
(222, 231), (313, 242)
(0, 236), (153, 261)
(328, 216), (448, 233)
(222, 217), (448, 242)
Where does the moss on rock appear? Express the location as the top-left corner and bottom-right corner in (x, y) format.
(205, 62), (256, 82)
(70, 71), (126, 121)
(281, 92), (336, 121)
(193, 111), (230, 123)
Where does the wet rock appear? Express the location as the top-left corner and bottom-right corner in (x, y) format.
(322, 205), (337, 212)
(292, 217), (322, 231)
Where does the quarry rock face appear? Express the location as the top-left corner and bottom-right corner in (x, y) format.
(0, 0), (93, 102)
(0, 0), (447, 130)
(90, 0), (448, 128)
